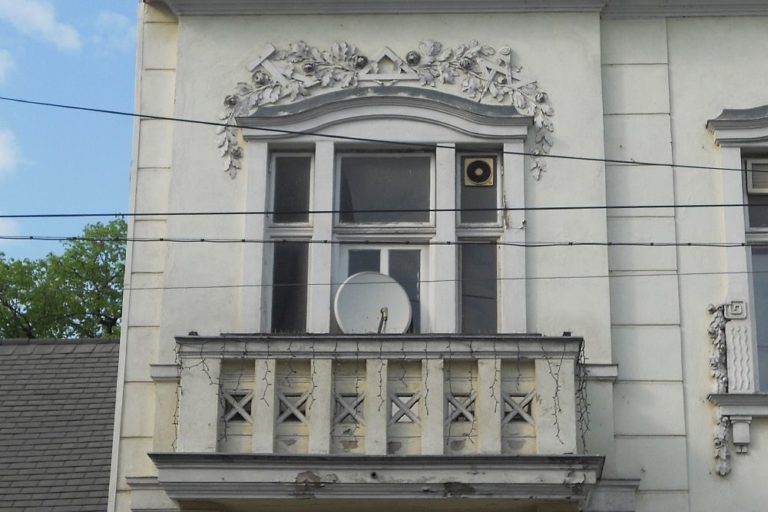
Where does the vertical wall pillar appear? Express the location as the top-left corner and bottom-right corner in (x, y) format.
(177, 358), (221, 452)
(149, 364), (181, 451)
(535, 357), (577, 454)
(252, 359), (277, 453)
(500, 142), (527, 333)
(421, 358), (444, 454)
(365, 359), (389, 455)
(430, 143), (457, 333)
(240, 141), (270, 332)
(308, 359), (333, 453)
(476, 358), (502, 453)
(307, 141), (334, 333)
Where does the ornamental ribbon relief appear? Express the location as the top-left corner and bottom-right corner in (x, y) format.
(218, 40), (554, 178)
(707, 300), (751, 477)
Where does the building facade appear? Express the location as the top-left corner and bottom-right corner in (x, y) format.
(111, 1), (768, 511)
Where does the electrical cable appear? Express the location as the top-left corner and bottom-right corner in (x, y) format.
(0, 94), (758, 175)
(116, 268), (768, 291)
(1, 202), (768, 219)
(1, 233), (767, 248)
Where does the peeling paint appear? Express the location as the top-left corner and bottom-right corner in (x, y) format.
(293, 471), (339, 498)
(443, 481), (476, 497)
(387, 441), (403, 454)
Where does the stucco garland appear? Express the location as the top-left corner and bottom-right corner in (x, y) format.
(707, 303), (728, 394)
(218, 40), (554, 178)
(707, 303), (731, 477)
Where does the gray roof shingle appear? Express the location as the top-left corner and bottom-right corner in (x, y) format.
(0, 339), (119, 512)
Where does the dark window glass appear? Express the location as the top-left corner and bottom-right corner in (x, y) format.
(349, 250), (381, 275)
(389, 250), (421, 333)
(271, 242), (308, 333)
(751, 247), (768, 389)
(461, 243), (497, 333)
(460, 156), (498, 224)
(339, 155), (430, 223)
(747, 191), (768, 228)
(273, 156), (311, 223)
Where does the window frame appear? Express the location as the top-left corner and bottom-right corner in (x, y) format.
(744, 157), (768, 390)
(268, 152), (315, 229)
(458, 239), (500, 334)
(334, 244), (429, 333)
(456, 151), (505, 229)
(333, 151), (437, 232)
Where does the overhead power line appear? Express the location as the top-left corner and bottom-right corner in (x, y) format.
(0, 202), (765, 220)
(0, 94), (754, 175)
(121, 268), (768, 292)
(1, 234), (765, 248)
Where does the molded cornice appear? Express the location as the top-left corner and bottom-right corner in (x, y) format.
(147, 453), (605, 505)
(175, 333), (584, 360)
(708, 105), (768, 131)
(146, 0), (768, 16)
(707, 105), (768, 146)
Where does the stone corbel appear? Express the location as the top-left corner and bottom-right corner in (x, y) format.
(730, 415), (752, 454)
(709, 393), (768, 458)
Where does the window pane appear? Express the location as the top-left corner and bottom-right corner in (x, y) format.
(271, 242), (308, 333)
(752, 247), (768, 389)
(349, 250), (380, 275)
(461, 243), (497, 334)
(747, 192), (768, 228)
(273, 156), (311, 223)
(759, 347), (768, 391)
(389, 250), (420, 333)
(339, 155), (430, 223)
(460, 157), (497, 223)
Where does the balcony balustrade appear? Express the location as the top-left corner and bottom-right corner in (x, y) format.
(138, 334), (603, 511)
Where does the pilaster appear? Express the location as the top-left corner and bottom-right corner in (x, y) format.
(421, 358), (444, 454)
(252, 358), (277, 453)
(308, 359), (333, 453)
(477, 358), (502, 453)
(177, 358), (221, 452)
(365, 358), (389, 455)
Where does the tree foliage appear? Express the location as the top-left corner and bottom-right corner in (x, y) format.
(0, 219), (126, 339)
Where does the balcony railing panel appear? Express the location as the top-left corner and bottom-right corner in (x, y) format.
(176, 334), (582, 457)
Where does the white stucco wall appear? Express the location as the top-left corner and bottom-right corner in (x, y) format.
(112, 4), (768, 512)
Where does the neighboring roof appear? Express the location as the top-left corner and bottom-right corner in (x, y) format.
(0, 338), (120, 512)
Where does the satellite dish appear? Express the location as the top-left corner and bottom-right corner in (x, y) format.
(334, 272), (412, 334)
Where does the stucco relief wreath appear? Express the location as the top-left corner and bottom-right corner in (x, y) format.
(218, 40), (554, 179)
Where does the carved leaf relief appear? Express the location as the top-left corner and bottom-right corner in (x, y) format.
(218, 40), (555, 179)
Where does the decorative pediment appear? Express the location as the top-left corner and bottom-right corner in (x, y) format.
(218, 40), (554, 179)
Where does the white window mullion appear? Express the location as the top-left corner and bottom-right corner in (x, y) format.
(307, 141), (334, 333)
(430, 143), (457, 333)
(500, 141), (527, 333)
(240, 141), (270, 332)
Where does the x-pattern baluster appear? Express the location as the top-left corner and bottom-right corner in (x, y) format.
(335, 393), (365, 425)
(222, 390), (254, 423)
(389, 392), (420, 424)
(503, 390), (535, 425)
(445, 391), (476, 424)
(277, 390), (311, 424)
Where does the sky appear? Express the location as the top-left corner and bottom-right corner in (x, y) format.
(0, 0), (136, 260)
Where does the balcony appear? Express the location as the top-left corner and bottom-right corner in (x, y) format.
(137, 334), (603, 511)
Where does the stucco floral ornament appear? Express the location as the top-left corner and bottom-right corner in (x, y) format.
(218, 40), (554, 179)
